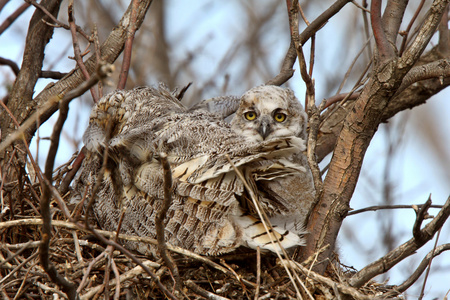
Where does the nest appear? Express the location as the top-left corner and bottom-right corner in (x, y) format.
(0, 156), (403, 299)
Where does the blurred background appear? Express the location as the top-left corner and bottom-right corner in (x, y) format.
(1, 1), (449, 298)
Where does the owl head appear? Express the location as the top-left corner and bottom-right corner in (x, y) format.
(231, 85), (307, 142)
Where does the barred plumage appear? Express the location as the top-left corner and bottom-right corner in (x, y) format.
(72, 85), (314, 256)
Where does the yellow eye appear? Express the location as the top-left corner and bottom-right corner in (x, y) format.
(244, 111), (257, 121)
(274, 113), (286, 122)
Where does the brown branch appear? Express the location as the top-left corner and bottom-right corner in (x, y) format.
(396, 58), (450, 94)
(298, 0), (352, 45)
(117, 0), (139, 89)
(265, 41), (296, 86)
(186, 280), (230, 300)
(347, 203), (444, 216)
(399, 0), (426, 56)
(40, 61), (79, 300)
(267, 0), (352, 86)
(68, 0), (98, 102)
(371, 0), (396, 61)
(1, 0), (63, 146)
(59, 148), (86, 195)
(1, 0), (153, 148)
(349, 195), (450, 287)
(437, 4), (449, 55)
(398, 0), (449, 71)
(0, 2), (31, 35)
(38, 57), (112, 300)
(386, 243), (450, 296)
(412, 196), (433, 244)
(0, 63), (114, 153)
(24, 0), (91, 41)
(40, 70), (68, 79)
(382, 0), (408, 45)
(156, 153), (181, 291)
(0, 57), (20, 76)
(322, 92), (360, 110)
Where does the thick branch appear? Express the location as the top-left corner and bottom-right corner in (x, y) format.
(398, 0), (449, 71)
(0, 0), (63, 145)
(371, 0), (396, 61)
(396, 58), (450, 94)
(382, 0), (408, 45)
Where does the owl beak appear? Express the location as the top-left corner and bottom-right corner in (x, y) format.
(258, 119), (272, 140)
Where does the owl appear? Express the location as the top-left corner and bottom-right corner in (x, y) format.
(72, 85), (313, 256)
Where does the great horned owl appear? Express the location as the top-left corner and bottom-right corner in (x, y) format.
(193, 85), (315, 234)
(72, 85), (312, 256)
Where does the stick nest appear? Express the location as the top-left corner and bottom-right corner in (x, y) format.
(0, 157), (403, 299)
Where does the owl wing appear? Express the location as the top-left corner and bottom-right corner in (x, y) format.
(73, 85), (307, 256)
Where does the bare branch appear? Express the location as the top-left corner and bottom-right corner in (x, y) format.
(347, 203), (444, 216)
(398, 0), (449, 70)
(186, 280), (230, 300)
(68, 0), (98, 102)
(298, 0), (352, 45)
(371, 0), (396, 61)
(349, 196), (450, 287)
(0, 3), (31, 35)
(396, 58), (450, 94)
(117, 0), (139, 89)
(382, 0), (408, 45)
(389, 242), (450, 295)
(156, 153), (181, 291)
(412, 196), (433, 243)
(0, 57), (20, 76)
(399, 0), (427, 56)
(265, 41), (296, 86)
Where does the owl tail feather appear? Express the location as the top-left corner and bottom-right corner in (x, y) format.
(233, 212), (305, 254)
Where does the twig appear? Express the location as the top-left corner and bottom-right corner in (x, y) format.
(297, 0), (352, 45)
(412, 195), (432, 244)
(59, 149), (86, 195)
(285, 259), (373, 300)
(419, 228), (442, 299)
(92, 24), (104, 99)
(117, 0), (139, 89)
(24, 0), (91, 41)
(68, 0), (98, 102)
(0, 217), (255, 287)
(349, 195), (450, 287)
(185, 280), (230, 300)
(0, 251), (39, 286)
(156, 153), (181, 290)
(40, 42), (80, 298)
(265, 41), (296, 86)
(80, 260), (160, 300)
(254, 247), (261, 300)
(347, 203), (443, 216)
(388, 242), (450, 296)
(0, 63), (114, 153)
(224, 155), (307, 300)
(0, 3), (30, 35)
(0, 57), (20, 76)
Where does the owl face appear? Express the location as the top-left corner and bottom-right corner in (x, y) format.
(231, 86), (307, 142)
